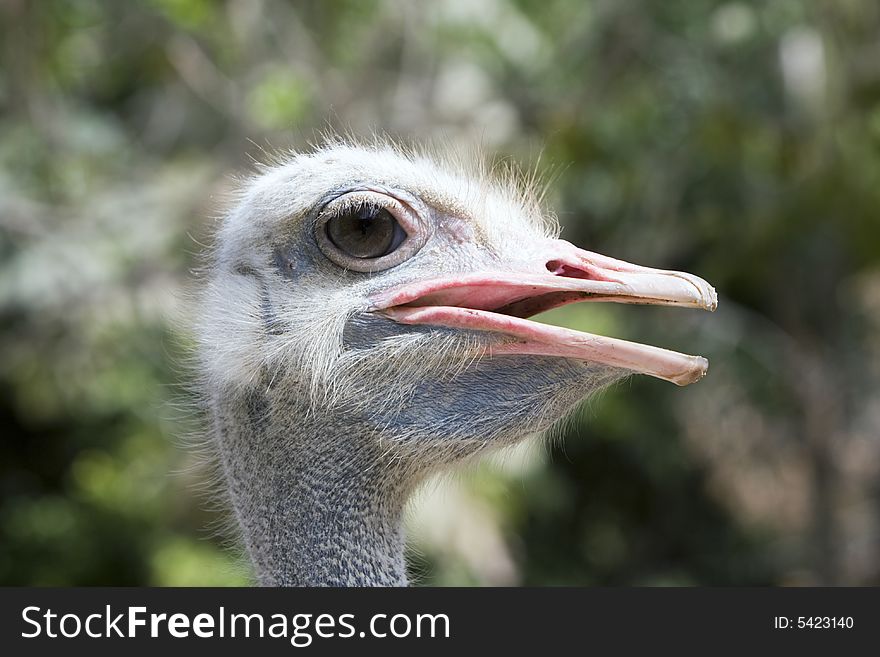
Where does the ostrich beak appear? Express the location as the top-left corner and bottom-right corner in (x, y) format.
(372, 239), (717, 386)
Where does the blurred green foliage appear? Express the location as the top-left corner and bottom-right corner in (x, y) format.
(1, 0), (879, 585)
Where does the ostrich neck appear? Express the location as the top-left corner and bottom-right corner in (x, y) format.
(212, 387), (411, 586)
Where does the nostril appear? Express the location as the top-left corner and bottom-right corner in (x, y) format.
(546, 259), (565, 275)
(546, 259), (593, 280)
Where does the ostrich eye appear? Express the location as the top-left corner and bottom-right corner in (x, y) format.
(326, 204), (406, 259)
(314, 190), (429, 272)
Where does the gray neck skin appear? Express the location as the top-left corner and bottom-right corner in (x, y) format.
(212, 387), (413, 586)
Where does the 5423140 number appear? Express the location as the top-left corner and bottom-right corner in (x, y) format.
(774, 616), (854, 629)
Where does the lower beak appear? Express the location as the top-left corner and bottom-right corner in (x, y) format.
(372, 239), (717, 386)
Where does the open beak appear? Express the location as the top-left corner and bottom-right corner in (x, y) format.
(371, 239), (717, 386)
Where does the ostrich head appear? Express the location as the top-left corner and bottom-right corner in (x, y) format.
(197, 140), (716, 586)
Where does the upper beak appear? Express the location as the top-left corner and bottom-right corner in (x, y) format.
(371, 239), (717, 386)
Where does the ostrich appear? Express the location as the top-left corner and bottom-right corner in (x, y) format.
(196, 139), (717, 586)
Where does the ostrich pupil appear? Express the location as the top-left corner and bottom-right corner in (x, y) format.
(327, 205), (398, 259)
